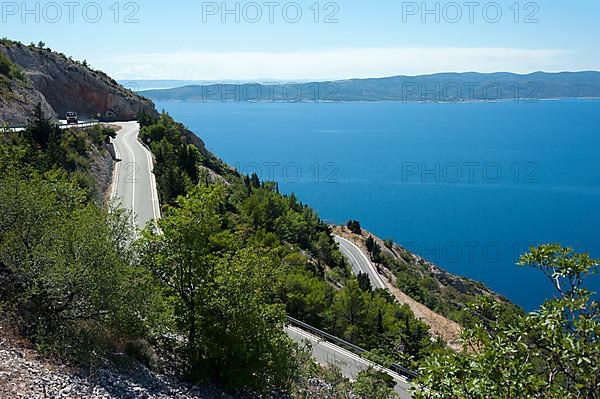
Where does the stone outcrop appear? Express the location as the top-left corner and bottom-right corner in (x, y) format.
(0, 41), (158, 126)
(0, 70), (55, 126)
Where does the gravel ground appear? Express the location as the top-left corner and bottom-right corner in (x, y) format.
(0, 325), (345, 399)
(0, 329), (242, 399)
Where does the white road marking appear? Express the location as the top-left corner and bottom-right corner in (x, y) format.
(287, 325), (408, 383)
(338, 240), (363, 274)
(336, 235), (387, 289)
(110, 121), (162, 230)
(110, 140), (121, 201)
(140, 138), (161, 220)
(122, 126), (137, 224)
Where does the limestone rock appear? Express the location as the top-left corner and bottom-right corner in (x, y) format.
(0, 41), (158, 126)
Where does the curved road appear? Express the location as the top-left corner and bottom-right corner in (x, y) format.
(334, 235), (387, 290)
(286, 325), (412, 399)
(110, 121), (161, 229)
(108, 122), (412, 397)
(332, 236), (416, 397)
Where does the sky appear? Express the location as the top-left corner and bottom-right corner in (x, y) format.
(2, 0), (600, 80)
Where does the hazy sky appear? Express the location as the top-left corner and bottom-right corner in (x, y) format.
(3, 0), (599, 80)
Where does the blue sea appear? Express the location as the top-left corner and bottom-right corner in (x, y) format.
(155, 100), (600, 311)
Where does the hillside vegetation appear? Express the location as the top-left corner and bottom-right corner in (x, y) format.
(1, 41), (598, 398)
(138, 113), (440, 373)
(336, 226), (520, 329)
(0, 107), (413, 397)
(136, 112), (599, 398)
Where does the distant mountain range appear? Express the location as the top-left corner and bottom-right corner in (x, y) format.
(139, 72), (600, 103)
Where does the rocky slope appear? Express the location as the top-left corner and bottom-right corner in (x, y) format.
(0, 39), (157, 126)
(0, 323), (345, 399)
(0, 53), (55, 126)
(0, 324), (241, 399)
(333, 226), (518, 350)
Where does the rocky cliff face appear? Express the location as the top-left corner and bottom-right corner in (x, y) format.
(0, 72), (55, 126)
(0, 40), (157, 126)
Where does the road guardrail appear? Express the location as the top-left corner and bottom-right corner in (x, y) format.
(286, 315), (419, 380)
(59, 120), (100, 129)
(2, 120), (100, 133)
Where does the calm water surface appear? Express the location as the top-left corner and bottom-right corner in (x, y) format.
(155, 100), (600, 310)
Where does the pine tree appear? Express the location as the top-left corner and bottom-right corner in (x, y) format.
(376, 309), (384, 335)
(357, 272), (373, 292)
(347, 220), (362, 234)
(366, 235), (375, 254)
(27, 103), (54, 149)
(45, 127), (64, 168)
(372, 242), (382, 264)
(250, 172), (260, 188)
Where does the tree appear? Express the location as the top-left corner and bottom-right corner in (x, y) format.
(372, 242), (382, 264)
(27, 103), (57, 149)
(140, 183), (297, 390)
(414, 244), (600, 399)
(250, 172), (261, 188)
(353, 368), (398, 399)
(141, 184), (226, 355)
(357, 272), (373, 291)
(0, 169), (150, 347)
(332, 278), (369, 342)
(347, 220), (362, 235)
(199, 248), (298, 390)
(37, 41), (45, 49)
(365, 235), (382, 263)
(45, 127), (65, 168)
(138, 111), (157, 127)
(366, 235), (376, 253)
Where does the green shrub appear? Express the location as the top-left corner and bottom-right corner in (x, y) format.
(0, 52), (12, 76)
(353, 368), (398, 399)
(124, 339), (159, 370)
(415, 245), (600, 399)
(0, 170), (154, 350)
(0, 52), (25, 80)
(0, 107), (158, 362)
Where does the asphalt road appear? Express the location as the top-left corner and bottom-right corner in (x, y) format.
(108, 122), (411, 396)
(110, 121), (161, 229)
(286, 325), (412, 398)
(334, 235), (387, 290)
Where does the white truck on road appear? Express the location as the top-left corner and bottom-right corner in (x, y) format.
(65, 111), (78, 124)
